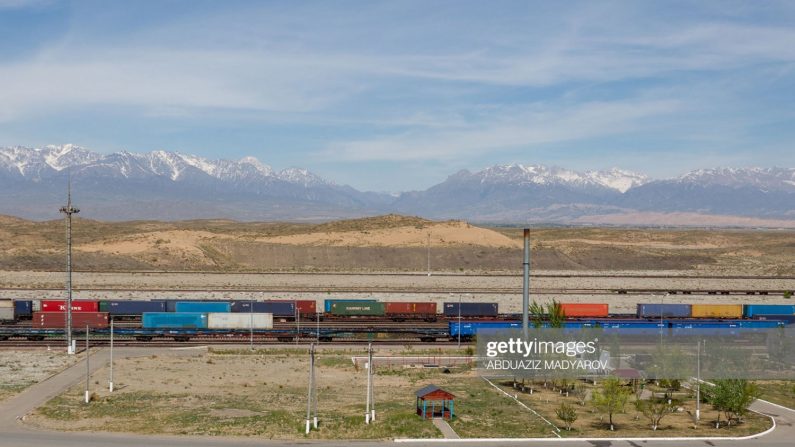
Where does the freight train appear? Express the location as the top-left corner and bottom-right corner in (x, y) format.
(3, 299), (795, 323)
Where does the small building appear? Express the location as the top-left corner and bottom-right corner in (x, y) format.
(416, 384), (455, 420)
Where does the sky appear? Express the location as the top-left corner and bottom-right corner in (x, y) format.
(1, 0), (794, 191)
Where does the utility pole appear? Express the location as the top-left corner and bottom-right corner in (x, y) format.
(696, 340), (701, 423)
(60, 176), (79, 355)
(457, 294), (462, 348)
(426, 232), (431, 276)
(249, 297), (254, 351)
(522, 229), (530, 340)
(365, 343), (375, 423)
(109, 317), (114, 392)
(305, 343), (318, 433)
(84, 325), (90, 404)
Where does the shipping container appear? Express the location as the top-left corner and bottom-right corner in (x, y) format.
(0, 308), (13, 320)
(32, 312), (109, 328)
(324, 299), (377, 313)
(329, 301), (386, 316)
(560, 303), (609, 318)
(230, 300), (295, 317)
(385, 302), (437, 316)
(443, 302), (499, 318)
(637, 303), (691, 319)
(142, 312), (208, 329)
(449, 320), (520, 337)
(40, 300), (99, 313)
(13, 300), (33, 319)
(752, 314), (795, 324)
(743, 305), (795, 318)
(296, 300), (317, 315)
(100, 300), (167, 315)
(164, 300), (180, 313)
(207, 312), (273, 329)
(690, 304), (743, 319)
(0, 299), (11, 308)
(174, 301), (231, 313)
(595, 320), (665, 335)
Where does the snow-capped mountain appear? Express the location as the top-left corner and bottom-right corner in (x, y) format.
(457, 164), (648, 193)
(0, 145), (379, 220)
(1, 145), (793, 224)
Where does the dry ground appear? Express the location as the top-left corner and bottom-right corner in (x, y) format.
(27, 348), (773, 440)
(1, 214), (794, 274)
(0, 350), (78, 401)
(28, 347), (551, 439)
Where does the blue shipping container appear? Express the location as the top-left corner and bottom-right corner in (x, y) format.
(752, 314), (795, 324)
(13, 300), (33, 318)
(449, 321), (520, 337)
(105, 300), (167, 315)
(637, 304), (691, 318)
(324, 299), (377, 313)
(142, 312), (208, 329)
(443, 302), (498, 318)
(174, 302), (231, 313)
(231, 301), (296, 316)
(743, 305), (795, 318)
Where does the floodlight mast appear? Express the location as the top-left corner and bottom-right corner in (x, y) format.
(59, 177), (79, 355)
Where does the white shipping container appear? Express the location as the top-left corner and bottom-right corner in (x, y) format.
(0, 300), (13, 308)
(0, 307), (14, 320)
(33, 300), (41, 311)
(207, 312), (273, 329)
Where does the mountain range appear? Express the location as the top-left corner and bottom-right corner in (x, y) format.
(1, 145), (794, 226)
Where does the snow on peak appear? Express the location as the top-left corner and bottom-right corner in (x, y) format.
(277, 167), (330, 187)
(475, 164), (646, 192)
(239, 156), (273, 176)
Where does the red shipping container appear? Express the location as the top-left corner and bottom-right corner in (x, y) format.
(40, 300), (99, 313)
(32, 312), (109, 328)
(385, 302), (438, 315)
(560, 303), (609, 318)
(296, 300), (317, 314)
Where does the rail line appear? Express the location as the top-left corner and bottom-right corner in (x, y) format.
(49, 270), (795, 279)
(0, 286), (790, 295)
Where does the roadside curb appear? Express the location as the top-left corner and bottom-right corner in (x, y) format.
(395, 409), (777, 443)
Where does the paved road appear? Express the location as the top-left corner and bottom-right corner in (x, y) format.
(0, 347), (793, 447)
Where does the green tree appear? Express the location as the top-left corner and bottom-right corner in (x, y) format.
(555, 402), (577, 431)
(529, 300), (545, 328)
(592, 377), (630, 431)
(635, 398), (678, 431)
(572, 384), (588, 406)
(707, 379), (761, 427)
(548, 299), (565, 328)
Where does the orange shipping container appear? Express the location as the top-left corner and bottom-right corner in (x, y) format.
(690, 304), (743, 319)
(560, 303), (609, 318)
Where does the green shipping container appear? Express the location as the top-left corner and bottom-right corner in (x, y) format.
(99, 301), (108, 312)
(331, 301), (386, 316)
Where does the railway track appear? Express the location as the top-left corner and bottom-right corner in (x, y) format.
(0, 286), (791, 295)
(0, 337), (455, 348)
(58, 271), (795, 279)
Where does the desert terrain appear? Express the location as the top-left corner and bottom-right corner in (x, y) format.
(0, 214), (793, 275)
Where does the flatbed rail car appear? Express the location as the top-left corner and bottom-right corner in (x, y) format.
(449, 318), (790, 341)
(0, 326), (448, 343)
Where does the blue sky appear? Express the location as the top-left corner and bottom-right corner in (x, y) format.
(1, 0), (794, 191)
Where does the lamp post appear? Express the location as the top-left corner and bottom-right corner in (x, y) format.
(109, 317), (114, 392)
(696, 340), (701, 423)
(457, 294), (462, 348)
(60, 178), (79, 355)
(249, 297), (254, 351)
(84, 325), (90, 404)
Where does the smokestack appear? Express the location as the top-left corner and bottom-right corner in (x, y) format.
(522, 228), (530, 339)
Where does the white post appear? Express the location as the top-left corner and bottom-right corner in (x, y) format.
(696, 340), (701, 423)
(109, 318), (114, 393)
(84, 325), (90, 404)
(365, 343), (372, 424)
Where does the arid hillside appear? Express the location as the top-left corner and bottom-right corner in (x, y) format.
(0, 214), (793, 274)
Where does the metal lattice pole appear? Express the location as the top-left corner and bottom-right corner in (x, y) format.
(109, 317), (114, 392)
(60, 177), (79, 354)
(305, 343), (316, 433)
(84, 325), (90, 403)
(522, 229), (530, 340)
